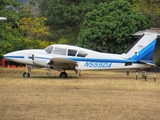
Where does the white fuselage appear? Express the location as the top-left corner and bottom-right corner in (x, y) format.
(3, 44), (150, 70)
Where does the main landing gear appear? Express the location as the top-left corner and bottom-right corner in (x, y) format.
(59, 70), (81, 78)
(60, 71), (68, 78)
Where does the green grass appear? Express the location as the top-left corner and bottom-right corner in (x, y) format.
(0, 68), (160, 120)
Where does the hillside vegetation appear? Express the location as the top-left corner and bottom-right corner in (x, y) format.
(0, 0), (160, 58)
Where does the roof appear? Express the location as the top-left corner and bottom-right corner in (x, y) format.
(0, 17), (7, 21)
(133, 28), (160, 38)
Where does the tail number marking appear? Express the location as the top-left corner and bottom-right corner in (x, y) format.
(84, 62), (112, 68)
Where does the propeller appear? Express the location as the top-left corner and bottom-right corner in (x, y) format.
(31, 54), (34, 60)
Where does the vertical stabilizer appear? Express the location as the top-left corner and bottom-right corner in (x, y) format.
(124, 32), (157, 63)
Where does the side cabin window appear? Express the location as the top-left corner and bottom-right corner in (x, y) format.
(45, 46), (53, 54)
(53, 47), (67, 55)
(68, 49), (77, 56)
(77, 50), (88, 57)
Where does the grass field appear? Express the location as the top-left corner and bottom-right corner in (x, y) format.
(0, 68), (160, 120)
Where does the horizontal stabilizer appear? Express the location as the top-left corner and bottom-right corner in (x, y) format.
(138, 60), (156, 66)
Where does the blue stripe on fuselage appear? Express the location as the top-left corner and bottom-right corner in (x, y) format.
(69, 58), (137, 63)
(4, 56), (24, 59)
(28, 56), (50, 60)
(34, 57), (50, 60)
(29, 56), (137, 64)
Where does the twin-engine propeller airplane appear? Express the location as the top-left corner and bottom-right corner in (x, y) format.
(3, 32), (157, 78)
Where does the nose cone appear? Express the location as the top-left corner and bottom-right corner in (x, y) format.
(3, 51), (25, 63)
(3, 53), (13, 59)
(3, 52), (23, 59)
(3, 53), (11, 58)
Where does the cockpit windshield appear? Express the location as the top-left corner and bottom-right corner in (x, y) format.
(53, 47), (67, 55)
(45, 46), (53, 54)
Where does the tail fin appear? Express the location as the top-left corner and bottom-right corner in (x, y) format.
(123, 32), (157, 64)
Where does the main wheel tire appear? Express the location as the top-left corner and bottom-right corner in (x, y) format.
(23, 72), (30, 78)
(60, 72), (67, 78)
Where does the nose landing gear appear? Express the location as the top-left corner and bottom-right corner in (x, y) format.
(23, 65), (31, 78)
(23, 72), (30, 78)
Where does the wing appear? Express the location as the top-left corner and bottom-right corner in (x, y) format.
(48, 58), (77, 70)
(32, 54), (77, 70)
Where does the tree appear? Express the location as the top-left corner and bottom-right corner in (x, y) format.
(39, 0), (109, 29)
(0, 0), (23, 58)
(77, 0), (151, 53)
(131, 0), (160, 27)
(18, 0), (40, 17)
(19, 17), (50, 40)
(39, 0), (110, 44)
(0, 0), (52, 59)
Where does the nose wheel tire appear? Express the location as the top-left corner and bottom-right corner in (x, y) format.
(60, 72), (67, 78)
(23, 72), (30, 78)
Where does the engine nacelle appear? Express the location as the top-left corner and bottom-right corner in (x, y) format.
(32, 54), (50, 67)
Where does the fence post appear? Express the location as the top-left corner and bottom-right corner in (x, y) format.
(154, 72), (156, 82)
(136, 71), (138, 80)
